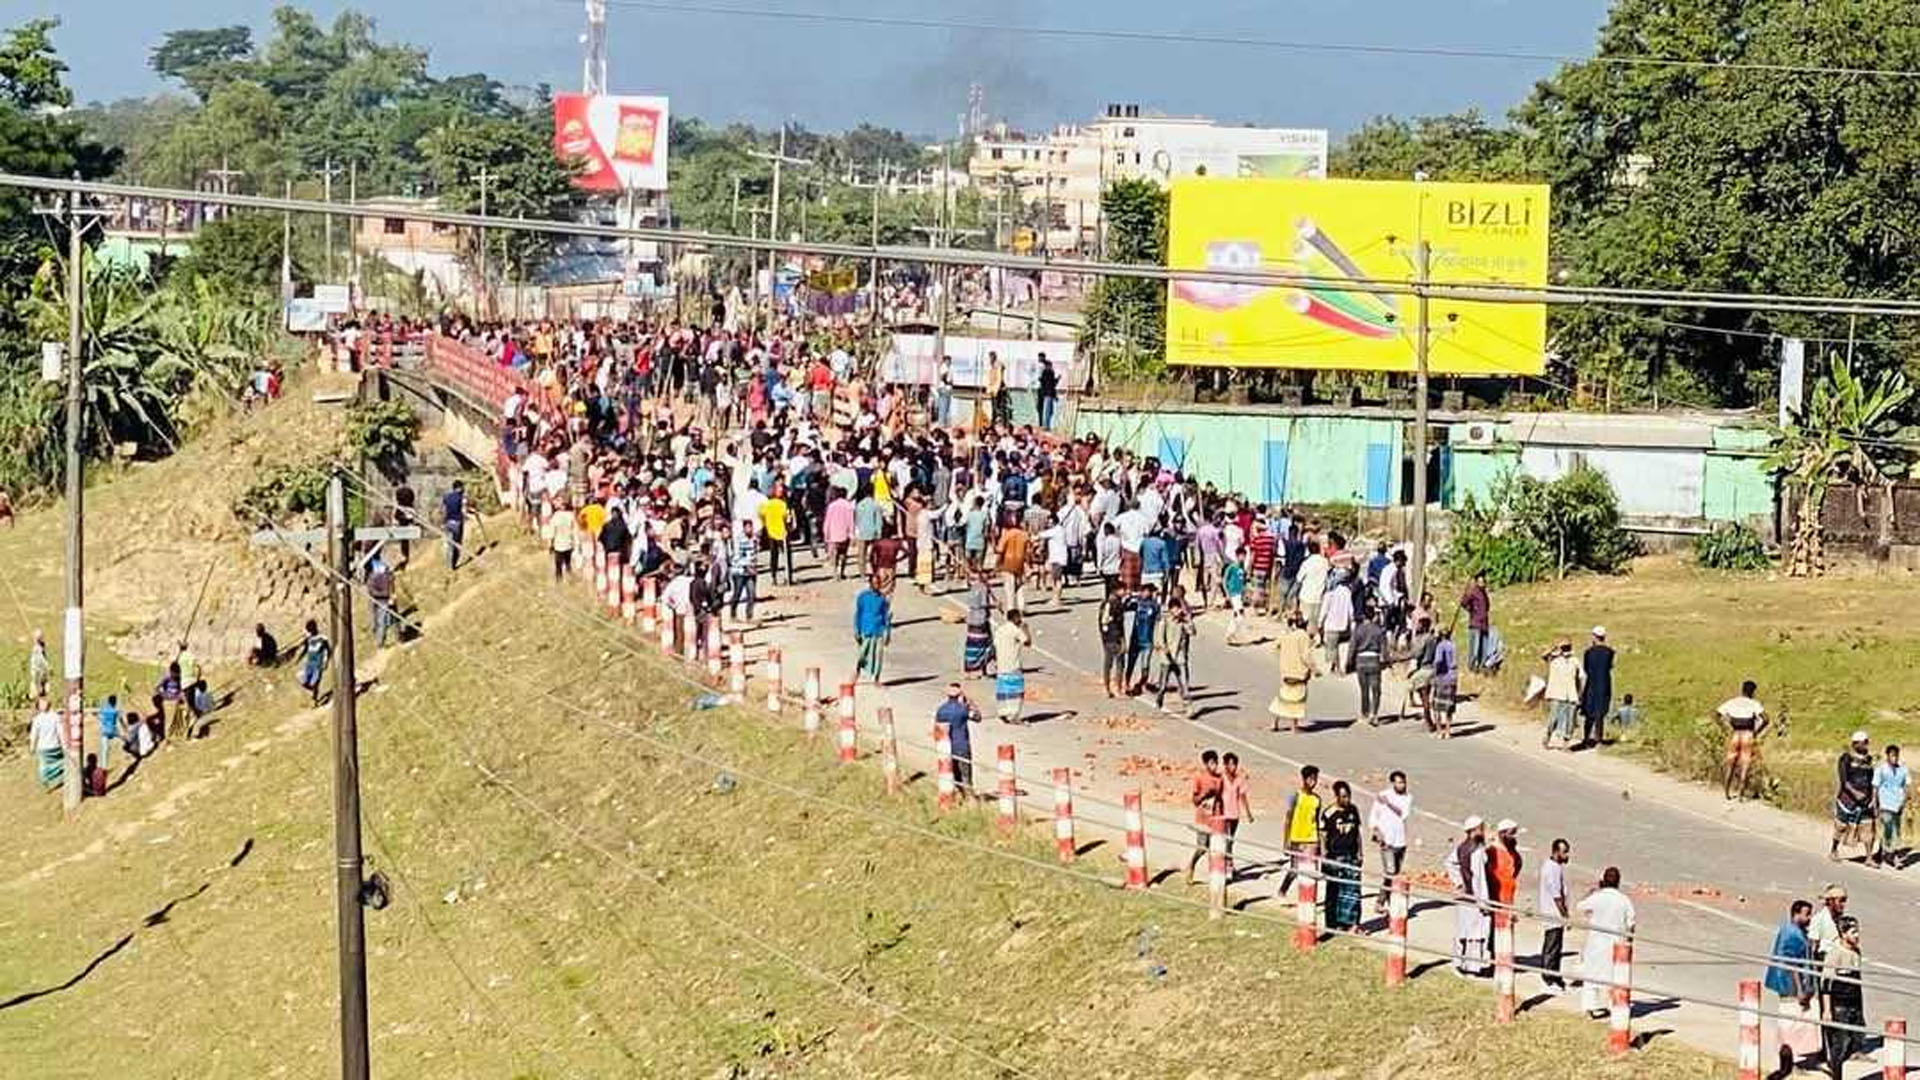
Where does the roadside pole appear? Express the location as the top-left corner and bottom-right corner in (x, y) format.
(326, 472), (371, 1080)
(60, 188), (88, 816)
(1409, 240), (1432, 601)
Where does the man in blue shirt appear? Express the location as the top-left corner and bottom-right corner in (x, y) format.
(935, 683), (978, 793)
(853, 580), (892, 684)
(1125, 585), (1161, 696)
(1876, 744), (1910, 867)
(441, 480), (467, 570)
(97, 694), (121, 772)
(1763, 900), (1817, 1075)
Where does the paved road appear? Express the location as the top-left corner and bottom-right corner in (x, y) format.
(706, 549), (1919, 1074)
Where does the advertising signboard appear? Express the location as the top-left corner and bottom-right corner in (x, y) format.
(1165, 177), (1550, 374)
(553, 93), (670, 192)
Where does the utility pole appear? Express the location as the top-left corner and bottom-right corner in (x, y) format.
(281, 180), (293, 304)
(1409, 240), (1432, 602)
(749, 125), (811, 333)
(1033, 169), (1048, 342)
(935, 143), (951, 367)
(347, 159), (360, 295)
(476, 167), (491, 321)
(321, 156), (342, 281)
(45, 186), (105, 816)
(325, 471), (371, 1080)
(846, 165), (886, 357)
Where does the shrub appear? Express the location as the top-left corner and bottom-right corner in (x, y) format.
(1445, 465), (1636, 584)
(1445, 491), (1551, 587)
(345, 400), (419, 462)
(1301, 500), (1361, 539)
(1694, 522), (1771, 571)
(233, 460), (333, 524)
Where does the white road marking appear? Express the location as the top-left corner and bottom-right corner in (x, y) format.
(1672, 897), (1769, 932)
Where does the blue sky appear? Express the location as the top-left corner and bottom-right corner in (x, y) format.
(5, 0), (1614, 136)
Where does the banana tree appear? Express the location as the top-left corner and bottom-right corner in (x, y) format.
(1765, 355), (1915, 576)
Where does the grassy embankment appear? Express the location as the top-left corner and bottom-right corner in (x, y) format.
(1, 514), (1733, 1077)
(1478, 555), (1920, 816)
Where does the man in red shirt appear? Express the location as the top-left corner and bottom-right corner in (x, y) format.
(1187, 749), (1225, 884)
(1246, 525), (1278, 614)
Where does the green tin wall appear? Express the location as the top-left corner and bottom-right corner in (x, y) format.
(1074, 407), (1405, 507)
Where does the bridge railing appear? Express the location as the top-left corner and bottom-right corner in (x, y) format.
(424, 334), (529, 412)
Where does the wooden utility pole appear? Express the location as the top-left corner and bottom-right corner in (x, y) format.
(325, 471), (370, 1080)
(748, 126), (811, 333)
(58, 191), (94, 814)
(476, 167), (492, 321)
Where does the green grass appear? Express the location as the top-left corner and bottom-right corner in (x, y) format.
(1479, 555), (1920, 816)
(0, 395), (1732, 1078)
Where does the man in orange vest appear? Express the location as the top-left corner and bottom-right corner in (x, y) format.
(1487, 818), (1525, 961)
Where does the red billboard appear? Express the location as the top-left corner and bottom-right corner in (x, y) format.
(553, 93), (670, 192)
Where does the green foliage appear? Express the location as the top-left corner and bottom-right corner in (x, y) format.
(149, 25), (254, 102)
(1503, 466), (1638, 576)
(345, 398), (418, 461)
(1446, 466), (1634, 584)
(1330, 110), (1533, 181)
(1765, 353), (1916, 575)
(1693, 522), (1771, 571)
(421, 113), (582, 282)
(1445, 490), (1552, 587)
(179, 212), (305, 295)
(1300, 500), (1361, 538)
(1081, 178), (1168, 377)
(232, 459), (331, 523)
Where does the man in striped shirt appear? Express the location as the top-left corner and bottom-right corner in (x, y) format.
(729, 519), (759, 624)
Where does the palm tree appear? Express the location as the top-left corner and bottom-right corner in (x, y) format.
(1765, 355), (1915, 576)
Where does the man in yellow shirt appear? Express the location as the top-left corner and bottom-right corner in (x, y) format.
(580, 499), (608, 546)
(760, 483), (794, 586)
(1276, 764), (1322, 900)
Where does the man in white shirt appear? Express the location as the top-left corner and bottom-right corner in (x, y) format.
(1538, 838), (1571, 991)
(1296, 543), (1331, 629)
(1320, 577), (1354, 672)
(1113, 503), (1150, 554)
(1368, 771), (1412, 914)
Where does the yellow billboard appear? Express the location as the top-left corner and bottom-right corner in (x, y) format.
(1164, 177), (1549, 374)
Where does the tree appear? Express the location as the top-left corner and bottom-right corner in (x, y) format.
(421, 114), (581, 283)
(1331, 111), (1532, 181)
(179, 212), (307, 296)
(1080, 178), (1168, 377)
(149, 25), (254, 102)
(1765, 354), (1916, 576)
(0, 17), (74, 109)
(1517, 0), (1920, 407)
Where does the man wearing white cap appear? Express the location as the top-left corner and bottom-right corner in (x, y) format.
(1579, 626), (1615, 749)
(1834, 732), (1876, 861)
(1444, 817), (1490, 976)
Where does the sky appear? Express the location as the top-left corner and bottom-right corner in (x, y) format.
(2, 0), (1616, 137)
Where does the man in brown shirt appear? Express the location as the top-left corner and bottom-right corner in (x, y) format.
(996, 512), (1030, 612)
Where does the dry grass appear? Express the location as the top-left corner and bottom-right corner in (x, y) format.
(0, 532), (1733, 1078)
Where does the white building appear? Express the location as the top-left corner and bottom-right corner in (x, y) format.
(969, 104), (1328, 253)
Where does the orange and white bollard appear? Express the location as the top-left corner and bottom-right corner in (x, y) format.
(934, 723), (955, 811)
(1206, 816), (1228, 920)
(681, 611), (698, 663)
(592, 543), (607, 597)
(539, 498), (554, 543)
(1736, 979), (1762, 1080)
(837, 682), (858, 763)
(879, 707), (900, 795)
(1885, 1018), (1907, 1079)
(995, 744), (1017, 833)
(802, 667), (822, 736)
(620, 563), (637, 623)
(1122, 790), (1148, 890)
(728, 631), (747, 695)
(657, 603), (674, 652)
(707, 621), (724, 680)
(605, 554), (623, 615)
(1384, 874), (1409, 987)
(1293, 872), (1318, 952)
(1608, 941), (1632, 1056)
(764, 647), (783, 714)
(1052, 768), (1074, 863)
(1493, 911), (1516, 1023)
(640, 575), (658, 633)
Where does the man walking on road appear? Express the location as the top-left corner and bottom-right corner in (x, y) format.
(1875, 744), (1908, 868)
(1576, 867), (1635, 1019)
(1187, 750), (1224, 885)
(1271, 612), (1315, 734)
(936, 683), (978, 794)
(1765, 899), (1820, 1074)
(1538, 838), (1571, 992)
(852, 576), (891, 685)
(993, 609), (1034, 724)
(1446, 817), (1491, 977)
(1833, 733), (1876, 862)
(1368, 770), (1411, 915)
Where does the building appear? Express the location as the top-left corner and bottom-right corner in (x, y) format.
(969, 104), (1328, 253)
(354, 196), (467, 301)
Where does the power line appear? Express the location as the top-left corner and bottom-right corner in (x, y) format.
(587, 0), (1920, 82)
(19, 172), (1920, 318)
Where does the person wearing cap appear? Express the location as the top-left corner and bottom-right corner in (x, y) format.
(934, 683), (979, 795)
(1578, 626), (1615, 749)
(1808, 885), (1848, 962)
(1833, 734), (1876, 862)
(1487, 819), (1524, 914)
(1444, 817), (1491, 976)
(1541, 637), (1584, 751)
